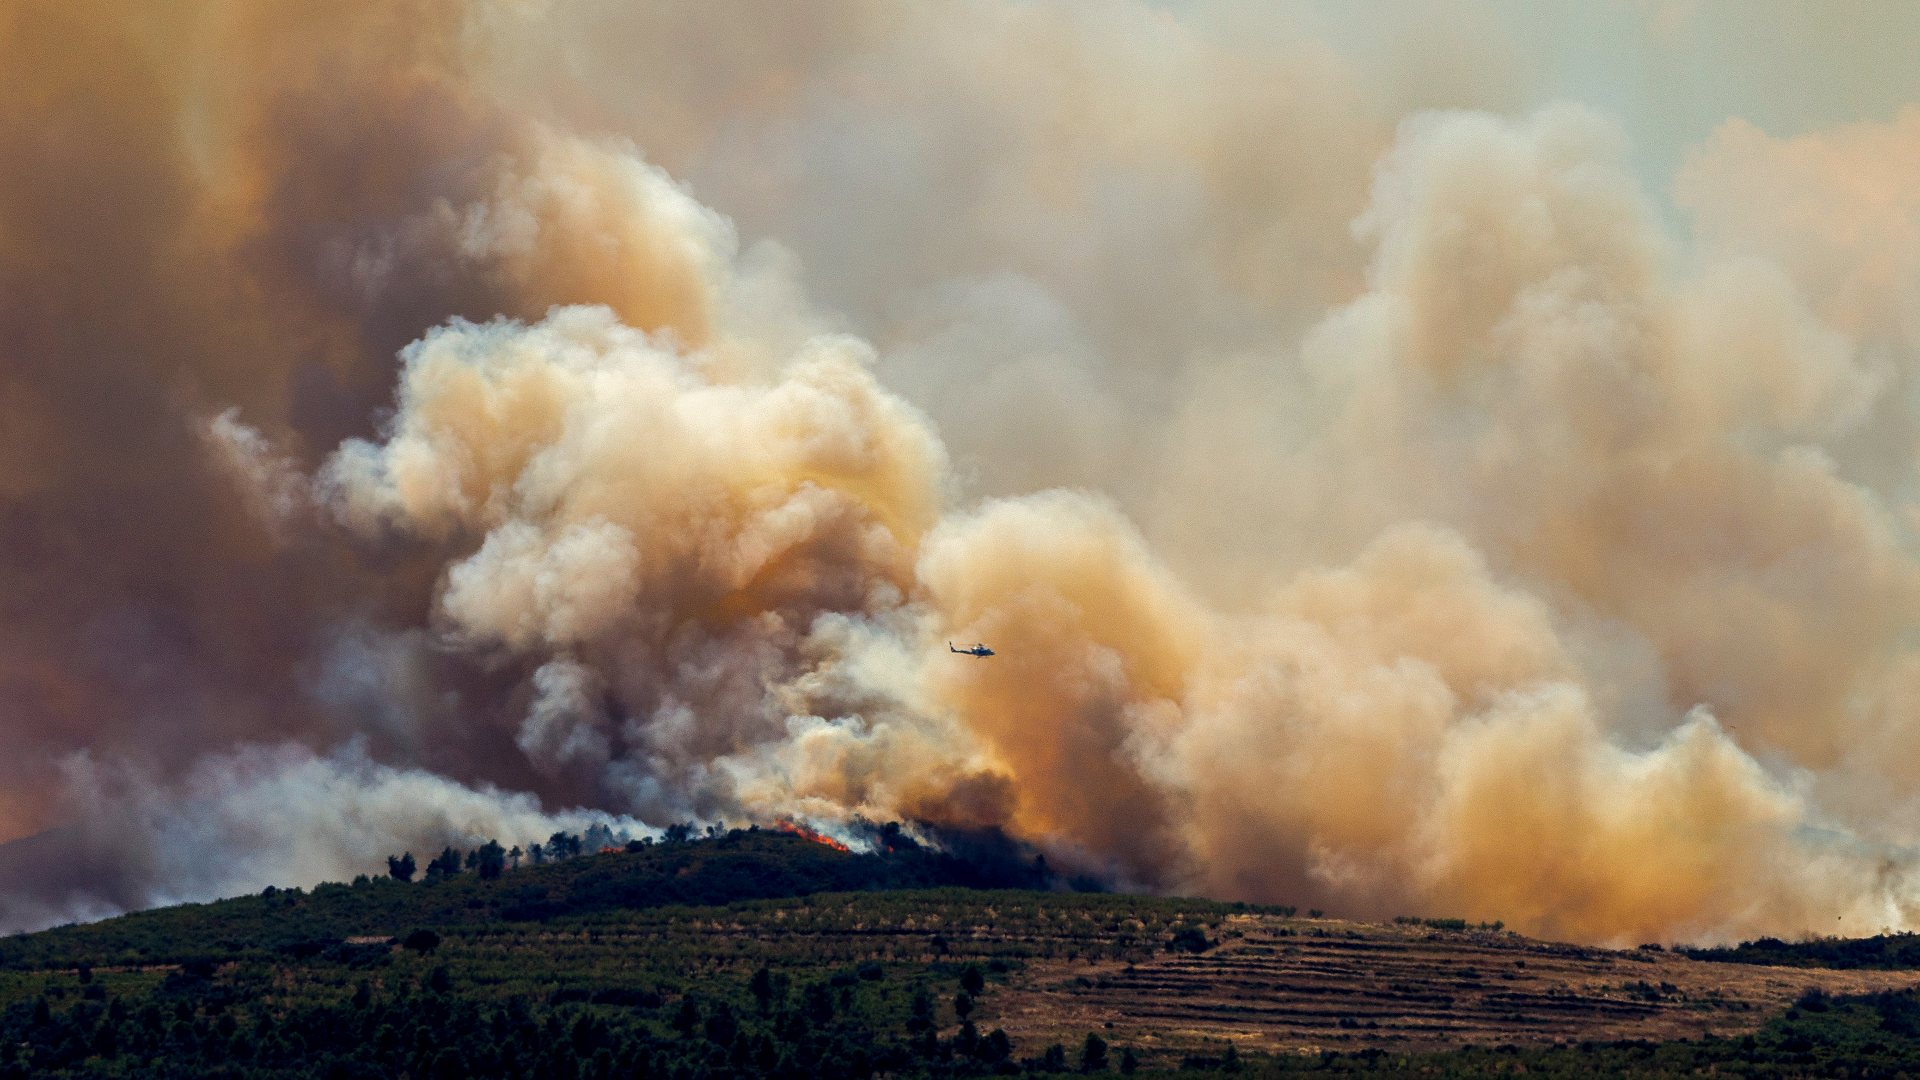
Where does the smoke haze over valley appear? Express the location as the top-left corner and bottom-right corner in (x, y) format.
(9, 0), (1920, 946)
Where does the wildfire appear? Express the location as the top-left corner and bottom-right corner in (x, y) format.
(773, 820), (852, 853)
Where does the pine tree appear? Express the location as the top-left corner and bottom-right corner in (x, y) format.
(672, 997), (700, 1037)
(749, 964), (775, 1013)
(467, 839), (506, 880)
(424, 846), (462, 881)
(1080, 1032), (1109, 1072)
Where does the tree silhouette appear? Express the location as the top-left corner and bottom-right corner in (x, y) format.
(750, 964), (775, 1013)
(424, 846), (462, 882)
(1081, 1032), (1109, 1072)
(906, 988), (934, 1034)
(960, 964), (986, 996)
(466, 840), (506, 880)
(982, 1028), (1014, 1065)
(672, 996), (701, 1037)
(704, 1001), (738, 1046)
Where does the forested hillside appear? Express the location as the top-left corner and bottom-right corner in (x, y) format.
(0, 827), (1047, 971)
(5, 831), (1920, 1077)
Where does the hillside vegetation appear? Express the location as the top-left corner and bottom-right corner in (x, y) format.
(1683, 933), (1920, 970)
(0, 828), (1043, 971)
(3, 831), (1920, 1077)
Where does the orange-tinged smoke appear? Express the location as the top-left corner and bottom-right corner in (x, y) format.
(7, 0), (1920, 948)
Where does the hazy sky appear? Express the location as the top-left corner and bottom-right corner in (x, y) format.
(1477, 2), (1919, 194)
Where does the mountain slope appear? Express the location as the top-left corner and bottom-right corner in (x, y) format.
(3, 833), (1920, 1077)
(0, 828), (1038, 970)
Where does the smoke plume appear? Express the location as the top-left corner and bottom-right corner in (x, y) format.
(5, 0), (1920, 946)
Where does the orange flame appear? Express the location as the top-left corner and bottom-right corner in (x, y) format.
(774, 819), (852, 853)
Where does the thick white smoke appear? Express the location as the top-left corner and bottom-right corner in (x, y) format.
(9, 1), (1920, 947)
(285, 103), (1920, 942)
(0, 742), (646, 933)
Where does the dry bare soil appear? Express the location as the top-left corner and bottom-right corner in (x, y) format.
(979, 913), (1917, 1064)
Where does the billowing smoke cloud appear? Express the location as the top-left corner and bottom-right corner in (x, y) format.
(7, 0), (1920, 946)
(0, 742), (645, 934)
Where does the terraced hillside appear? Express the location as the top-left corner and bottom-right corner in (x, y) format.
(982, 913), (1919, 1063)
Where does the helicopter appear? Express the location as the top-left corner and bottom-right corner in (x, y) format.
(948, 641), (995, 657)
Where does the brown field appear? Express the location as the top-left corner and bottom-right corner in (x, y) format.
(978, 913), (1920, 1063)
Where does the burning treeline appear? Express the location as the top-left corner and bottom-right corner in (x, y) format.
(6, 0), (1920, 945)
